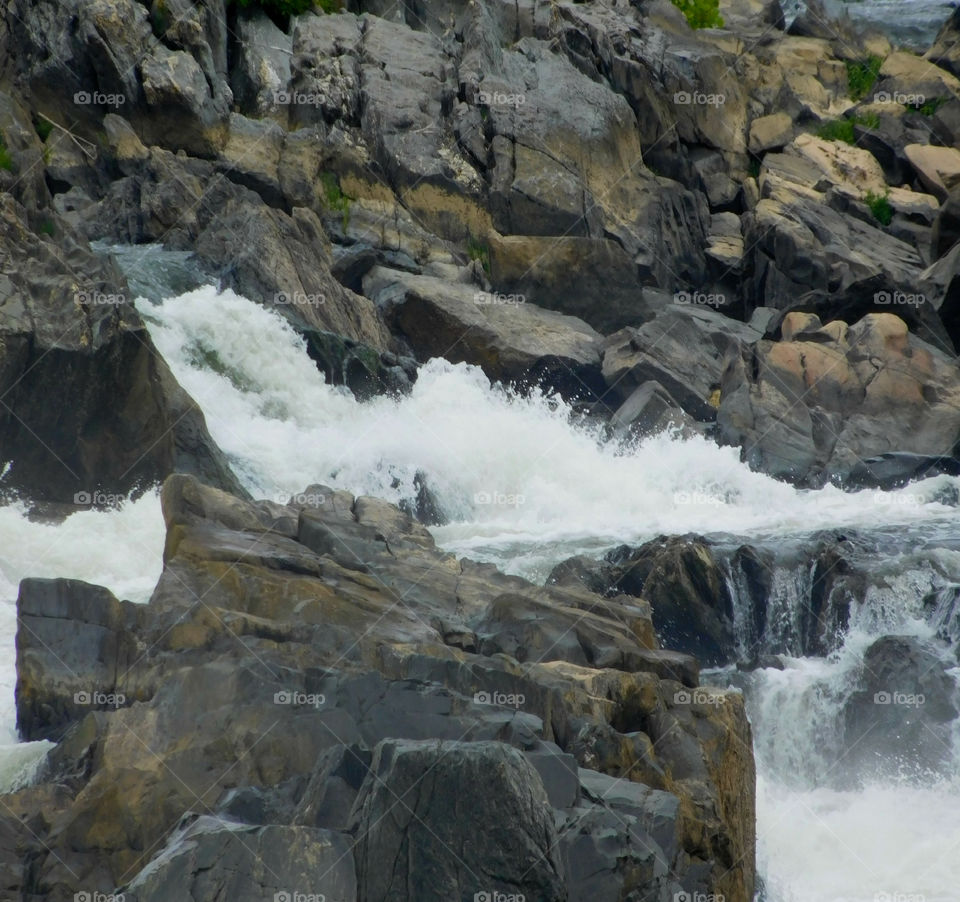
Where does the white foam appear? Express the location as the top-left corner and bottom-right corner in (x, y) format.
(0, 493), (164, 783)
(140, 287), (958, 581)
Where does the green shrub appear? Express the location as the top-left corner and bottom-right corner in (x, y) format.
(0, 134), (13, 172)
(846, 56), (883, 101)
(466, 235), (490, 274)
(817, 118), (856, 144)
(38, 219), (55, 237)
(918, 97), (947, 116)
(233, 0), (318, 15)
(320, 171), (351, 231)
(35, 117), (54, 142)
(670, 0), (724, 29)
(816, 113), (879, 145)
(864, 189), (893, 226)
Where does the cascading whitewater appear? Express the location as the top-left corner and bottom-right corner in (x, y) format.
(2, 271), (959, 900)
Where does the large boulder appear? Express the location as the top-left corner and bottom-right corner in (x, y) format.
(364, 266), (606, 400)
(601, 306), (761, 419)
(550, 536), (737, 667)
(123, 818), (357, 902)
(0, 194), (242, 503)
(718, 312), (960, 485)
(350, 740), (564, 902)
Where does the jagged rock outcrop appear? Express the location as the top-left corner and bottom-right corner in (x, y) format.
(718, 311), (960, 485)
(12, 474), (756, 901)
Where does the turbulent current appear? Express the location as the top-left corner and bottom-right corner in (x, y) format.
(3, 254), (960, 901)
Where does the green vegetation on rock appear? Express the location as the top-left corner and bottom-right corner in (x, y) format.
(845, 56), (883, 101)
(0, 133), (13, 172)
(918, 97), (947, 116)
(320, 171), (351, 231)
(670, 0), (724, 28)
(34, 117), (53, 142)
(864, 189), (893, 226)
(467, 235), (491, 274)
(816, 112), (879, 145)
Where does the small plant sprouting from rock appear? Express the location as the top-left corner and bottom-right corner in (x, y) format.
(816, 113), (879, 145)
(34, 117), (54, 142)
(918, 97), (947, 117)
(320, 171), (351, 232)
(0, 133), (13, 172)
(864, 190), (893, 226)
(467, 235), (491, 275)
(846, 56), (883, 102)
(38, 219), (55, 237)
(670, 0), (724, 28)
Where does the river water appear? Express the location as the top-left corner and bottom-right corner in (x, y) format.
(2, 249), (959, 900)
